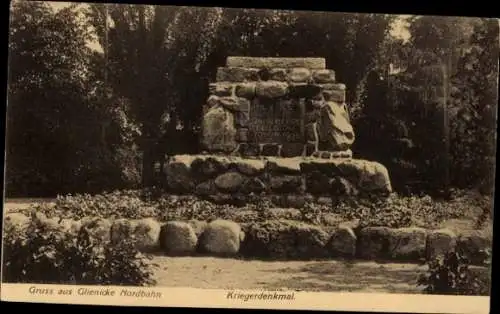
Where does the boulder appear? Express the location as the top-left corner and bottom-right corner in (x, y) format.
(134, 218), (162, 252)
(357, 227), (391, 259)
(232, 159), (265, 176)
(209, 82), (233, 96)
(456, 230), (492, 265)
(426, 229), (457, 260)
(110, 218), (137, 244)
(235, 82), (256, 98)
(80, 217), (112, 242)
(312, 69), (336, 83)
(191, 157), (229, 179)
(328, 226), (357, 258)
(269, 175), (304, 193)
(160, 221), (198, 255)
(165, 159), (195, 193)
(287, 68), (311, 83)
(255, 81), (289, 98)
(187, 220), (208, 238)
(269, 68), (287, 81)
(199, 219), (243, 255)
(214, 171), (246, 193)
(201, 106), (237, 153)
(241, 220), (330, 259)
(387, 227), (427, 261)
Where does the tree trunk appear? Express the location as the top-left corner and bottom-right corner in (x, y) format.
(141, 136), (156, 187)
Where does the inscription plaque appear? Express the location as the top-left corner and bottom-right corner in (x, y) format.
(247, 98), (305, 156)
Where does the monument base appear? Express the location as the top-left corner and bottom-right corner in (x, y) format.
(159, 154), (392, 207)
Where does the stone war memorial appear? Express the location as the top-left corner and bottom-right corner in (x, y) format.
(163, 57), (392, 207)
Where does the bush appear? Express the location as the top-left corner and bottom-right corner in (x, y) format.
(2, 213), (158, 286)
(417, 250), (491, 296)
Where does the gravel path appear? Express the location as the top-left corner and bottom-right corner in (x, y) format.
(152, 256), (426, 293)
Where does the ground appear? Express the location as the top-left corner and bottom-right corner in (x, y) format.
(153, 256), (425, 293)
(4, 198), (430, 294)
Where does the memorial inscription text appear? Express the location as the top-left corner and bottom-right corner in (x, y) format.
(248, 99), (304, 143)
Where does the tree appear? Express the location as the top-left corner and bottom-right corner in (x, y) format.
(6, 1), (95, 196)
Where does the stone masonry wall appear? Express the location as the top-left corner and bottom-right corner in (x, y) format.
(162, 154), (392, 207)
(202, 57), (348, 156)
(6, 213), (491, 265)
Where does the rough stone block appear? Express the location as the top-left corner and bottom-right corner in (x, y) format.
(110, 218), (136, 244)
(80, 217), (112, 242)
(215, 96), (250, 112)
(165, 161), (196, 192)
(201, 106), (237, 153)
(456, 231), (492, 265)
(214, 171), (246, 193)
(160, 221), (198, 255)
(195, 180), (217, 197)
(269, 175), (304, 193)
(255, 81), (289, 98)
(357, 226), (391, 259)
(209, 82), (233, 96)
(281, 143), (307, 157)
(387, 227), (427, 261)
(269, 68), (287, 81)
(134, 218), (162, 252)
(312, 69), (336, 83)
(187, 220), (208, 238)
(328, 226), (357, 258)
(226, 57), (326, 69)
(235, 82), (256, 98)
(241, 220), (330, 259)
(241, 177), (267, 193)
(261, 143), (281, 156)
(265, 158), (302, 175)
(231, 159), (265, 176)
(321, 83), (346, 90)
(191, 157), (229, 179)
(199, 219), (244, 255)
(426, 229), (457, 259)
(288, 83), (322, 98)
(323, 89), (346, 103)
(287, 68), (312, 83)
(216, 67), (260, 82)
(241, 143), (261, 157)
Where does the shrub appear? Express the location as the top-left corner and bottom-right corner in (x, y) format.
(417, 251), (491, 296)
(2, 213), (158, 286)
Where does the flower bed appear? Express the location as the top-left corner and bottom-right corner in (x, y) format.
(13, 189), (493, 231)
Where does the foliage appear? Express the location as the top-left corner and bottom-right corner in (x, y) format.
(417, 251), (490, 296)
(19, 189), (493, 231)
(6, 2), (142, 197)
(2, 213), (157, 285)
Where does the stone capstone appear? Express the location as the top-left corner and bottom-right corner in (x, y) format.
(226, 57), (326, 69)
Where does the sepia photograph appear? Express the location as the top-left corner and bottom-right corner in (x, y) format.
(1, 1), (498, 313)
